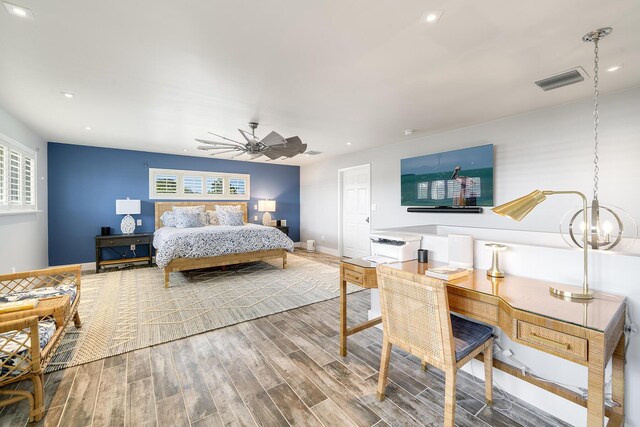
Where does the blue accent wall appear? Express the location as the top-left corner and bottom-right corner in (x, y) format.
(48, 142), (300, 266)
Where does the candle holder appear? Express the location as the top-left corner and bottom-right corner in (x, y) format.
(486, 243), (507, 278)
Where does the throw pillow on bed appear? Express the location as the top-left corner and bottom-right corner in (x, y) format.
(173, 205), (205, 213)
(205, 210), (219, 225)
(174, 210), (206, 228)
(217, 209), (244, 226)
(160, 211), (177, 227)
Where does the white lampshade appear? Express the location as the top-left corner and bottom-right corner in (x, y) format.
(116, 199), (141, 215)
(258, 199), (276, 212)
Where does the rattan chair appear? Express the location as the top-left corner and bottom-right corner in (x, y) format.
(376, 264), (494, 427)
(0, 265), (82, 421)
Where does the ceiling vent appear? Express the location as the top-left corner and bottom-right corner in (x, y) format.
(305, 150), (322, 156)
(535, 67), (588, 91)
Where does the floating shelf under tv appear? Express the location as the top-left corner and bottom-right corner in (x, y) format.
(407, 206), (484, 214)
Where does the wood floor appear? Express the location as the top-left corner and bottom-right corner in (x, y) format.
(0, 250), (570, 427)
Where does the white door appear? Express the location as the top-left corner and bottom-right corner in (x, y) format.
(341, 165), (371, 258)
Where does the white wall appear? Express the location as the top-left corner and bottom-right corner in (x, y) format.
(0, 106), (48, 272)
(300, 87), (640, 425)
(300, 87), (640, 250)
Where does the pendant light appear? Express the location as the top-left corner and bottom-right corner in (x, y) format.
(561, 27), (638, 252)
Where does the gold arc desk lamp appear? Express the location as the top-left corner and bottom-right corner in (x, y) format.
(492, 190), (594, 301)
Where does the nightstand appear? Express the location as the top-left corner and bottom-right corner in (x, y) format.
(274, 226), (289, 236)
(95, 233), (153, 273)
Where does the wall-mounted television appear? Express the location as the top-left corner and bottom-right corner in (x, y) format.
(401, 144), (494, 207)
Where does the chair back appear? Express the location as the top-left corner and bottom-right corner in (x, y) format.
(376, 264), (456, 368)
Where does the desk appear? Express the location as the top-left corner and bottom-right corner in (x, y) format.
(339, 258), (626, 427)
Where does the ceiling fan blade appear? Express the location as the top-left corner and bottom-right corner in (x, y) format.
(238, 129), (259, 144)
(195, 139), (242, 148)
(207, 132), (244, 145)
(261, 131), (287, 146)
(198, 145), (240, 151)
(209, 149), (238, 156)
(230, 150), (247, 159)
(263, 146), (291, 159)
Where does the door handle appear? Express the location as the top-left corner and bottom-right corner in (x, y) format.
(366, 217), (370, 223)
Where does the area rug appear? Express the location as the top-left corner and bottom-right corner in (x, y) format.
(47, 254), (360, 372)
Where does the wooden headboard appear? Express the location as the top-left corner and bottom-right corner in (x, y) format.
(154, 202), (249, 230)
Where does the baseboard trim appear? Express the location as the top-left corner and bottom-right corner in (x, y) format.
(315, 245), (340, 257)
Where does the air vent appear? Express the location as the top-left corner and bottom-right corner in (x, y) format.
(535, 67), (588, 91)
(305, 150), (322, 156)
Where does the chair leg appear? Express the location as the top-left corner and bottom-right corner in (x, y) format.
(444, 368), (457, 427)
(484, 340), (494, 405)
(73, 311), (82, 328)
(421, 359), (427, 371)
(376, 338), (392, 401)
(31, 373), (45, 422)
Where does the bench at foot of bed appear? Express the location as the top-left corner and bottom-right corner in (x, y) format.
(162, 249), (288, 288)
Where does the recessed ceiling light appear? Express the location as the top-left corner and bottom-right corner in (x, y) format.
(404, 129), (414, 135)
(183, 149), (188, 152)
(61, 92), (74, 98)
(346, 142), (352, 146)
(3, 2), (34, 19)
(84, 126), (92, 131)
(607, 65), (622, 72)
(421, 10), (443, 24)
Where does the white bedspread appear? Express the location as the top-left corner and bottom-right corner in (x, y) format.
(153, 224), (294, 268)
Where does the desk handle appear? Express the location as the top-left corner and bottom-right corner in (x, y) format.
(530, 333), (570, 350)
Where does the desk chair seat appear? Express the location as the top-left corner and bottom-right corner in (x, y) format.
(376, 265), (494, 427)
(451, 314), (493, 361)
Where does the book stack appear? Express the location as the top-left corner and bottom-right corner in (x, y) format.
(425, 266), (470, 281)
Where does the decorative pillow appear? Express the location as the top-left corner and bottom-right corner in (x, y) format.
(173, 205), (205, 213)
(174, 210), (206, 228)
(160, 211), (177, 227)
(217, 209), (244, 226)
(205, 210), (219, 225)
(215, 204), (242, 214)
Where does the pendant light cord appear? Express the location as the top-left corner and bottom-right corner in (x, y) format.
(592, 37), (600, 202)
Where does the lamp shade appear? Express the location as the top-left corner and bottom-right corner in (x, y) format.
(116, 199), (141, 215)
(492, 190), (546, 221)
(258, 199), (276, 212)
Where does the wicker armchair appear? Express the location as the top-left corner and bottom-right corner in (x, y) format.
(376, 264), (494, 427)
(0, 265), (82, 422)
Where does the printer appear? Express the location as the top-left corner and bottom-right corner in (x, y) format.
(369, 231), (422, 262)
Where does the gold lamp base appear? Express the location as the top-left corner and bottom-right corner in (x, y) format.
(549, 286), (595, 301)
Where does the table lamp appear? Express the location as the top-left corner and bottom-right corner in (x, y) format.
(116, 198), (141, 235)
(258, 199), (276, 226)
(485, 243), (507, 278)
(492, 190), (593, 300)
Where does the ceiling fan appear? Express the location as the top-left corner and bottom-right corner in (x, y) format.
(196, 122), (307, 160)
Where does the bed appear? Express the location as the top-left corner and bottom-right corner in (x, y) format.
(154, 202), (293, 288)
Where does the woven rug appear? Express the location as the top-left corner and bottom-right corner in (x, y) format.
(47, 254), (359, 372)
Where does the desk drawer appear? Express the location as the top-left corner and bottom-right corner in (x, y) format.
(449, 294), (498, 324)
(342, 268), (364, 285)
(517, 321), (587, 361)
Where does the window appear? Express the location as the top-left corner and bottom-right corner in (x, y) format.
(206, 177), (224, 195)
(229, 177), (247, 195)
(0, 146), (4, 204)
(0, 134), (37, 212)
(149, 168), (250, 200)
(183, 175), (203, 194)
(154, 174), (178, 194)
(417, 182), (429, 199)
(24, 156), (34, 205)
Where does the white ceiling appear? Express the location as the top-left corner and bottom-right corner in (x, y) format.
(1, 0), (639, 165)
